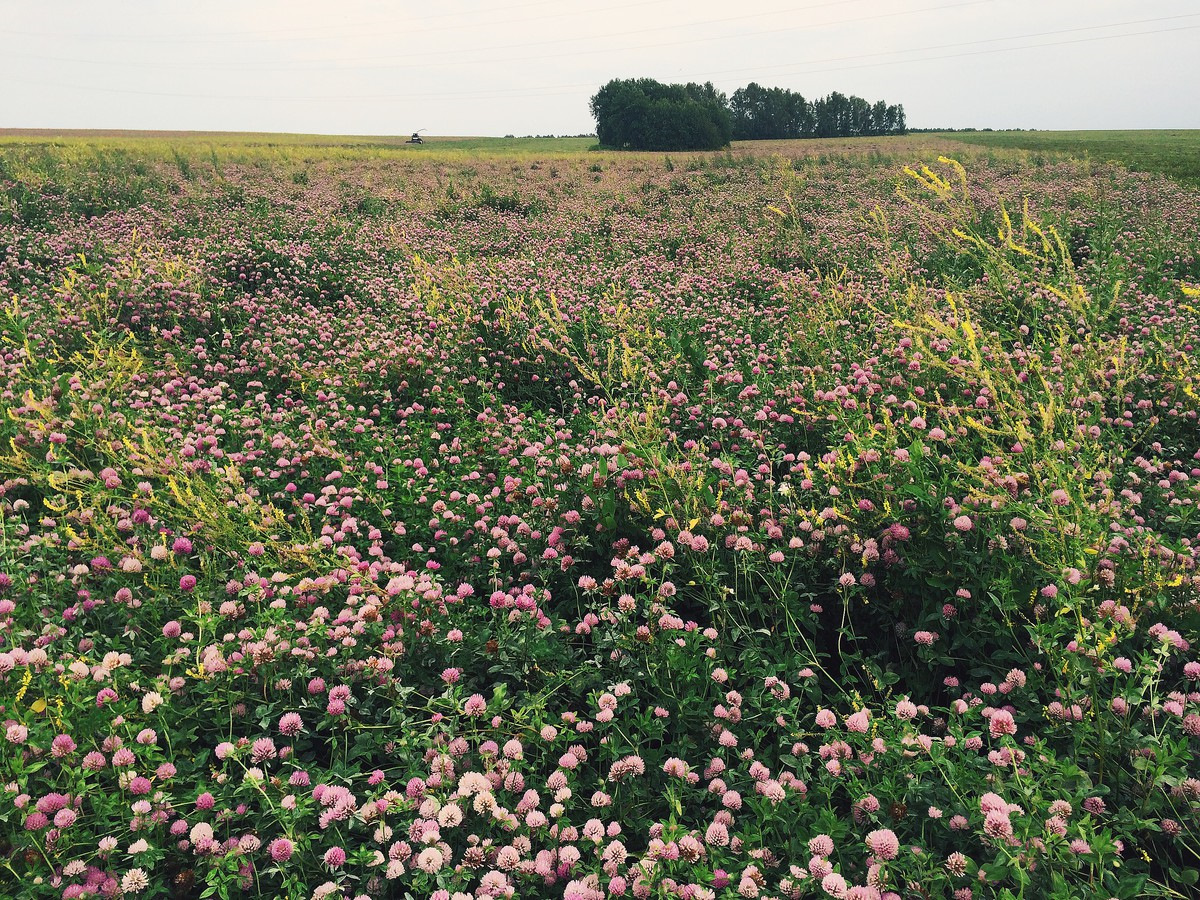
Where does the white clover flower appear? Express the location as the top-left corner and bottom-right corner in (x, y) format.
(121, 868), (149, 893)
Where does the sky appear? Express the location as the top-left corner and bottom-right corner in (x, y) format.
(1, 0), (1197, 135)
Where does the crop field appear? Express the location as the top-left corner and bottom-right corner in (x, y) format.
(943, 130), (1200, 187)
(1, 134), (1199, 899)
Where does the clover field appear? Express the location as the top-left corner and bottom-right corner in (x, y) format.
(1, 135), (1200, 899)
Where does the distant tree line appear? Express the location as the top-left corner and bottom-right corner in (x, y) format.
(590, 79), (733, 152)
(590, 78), (906, 151)
(730, 83), (905, 140)
(905, 127), (1032, 133)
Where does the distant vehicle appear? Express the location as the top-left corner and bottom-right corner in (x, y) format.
(405, 132), (425, 144)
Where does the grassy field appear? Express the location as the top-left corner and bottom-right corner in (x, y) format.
(943, 129), (1200, 185)
(2, 131), (1199, 898)
(0, 129), (596, 156)
(7, 127), (1199, 186)
(0, 129), (942, 166)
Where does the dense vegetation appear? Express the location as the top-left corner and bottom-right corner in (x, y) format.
(590, 80), (904, 150)
(1, 135), (1199, 899)
(729, 85), (905, 141)
(590, 79), (733, 151)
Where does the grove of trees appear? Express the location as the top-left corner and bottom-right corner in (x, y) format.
(591, 78), (905, 150)
(731, 84), (906, 139)
(589, 79), (733, 151)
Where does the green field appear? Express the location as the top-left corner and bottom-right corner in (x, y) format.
(942, 129), (1200, 185)
(4, 128), (1195, 187)
(0, 128), (596, 156)
(6, 128), (1198, 185)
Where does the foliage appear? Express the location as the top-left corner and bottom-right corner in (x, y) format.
(730, 86), (905, 141)
(0, 138), (1199, 899)
(587, 80), (904, 149)
(590, 79), (733, 151)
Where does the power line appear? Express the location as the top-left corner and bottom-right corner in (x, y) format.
(225, 0), (890, 63)
(0, 0), (988, 72)
(0, 0), (884, 65)
(3, 22), (1195, 105)
(0, 72), (586, 104)
(0, 0), (591, 42)
(691, 11), (1200, 81)
(757, 22), (1200, 82)
(0, 0), (842, 47)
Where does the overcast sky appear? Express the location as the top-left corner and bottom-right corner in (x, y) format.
(2, 0), (1197, 135)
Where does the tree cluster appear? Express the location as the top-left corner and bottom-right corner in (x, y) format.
(591, 78), (906, 150)
(589, 79), (733, 151)
(731, 84), (905, 139)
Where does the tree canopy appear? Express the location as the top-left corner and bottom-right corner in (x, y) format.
(590, 79), (733, 151)
(591, 78), (906, 150)
(730, 84), (905, 139)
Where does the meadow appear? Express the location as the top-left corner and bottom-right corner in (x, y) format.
(943, 130), (1200, 187)
(1, 133), (1199, 899)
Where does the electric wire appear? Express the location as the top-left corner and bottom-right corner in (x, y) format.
(3, 21), (1195, 105)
